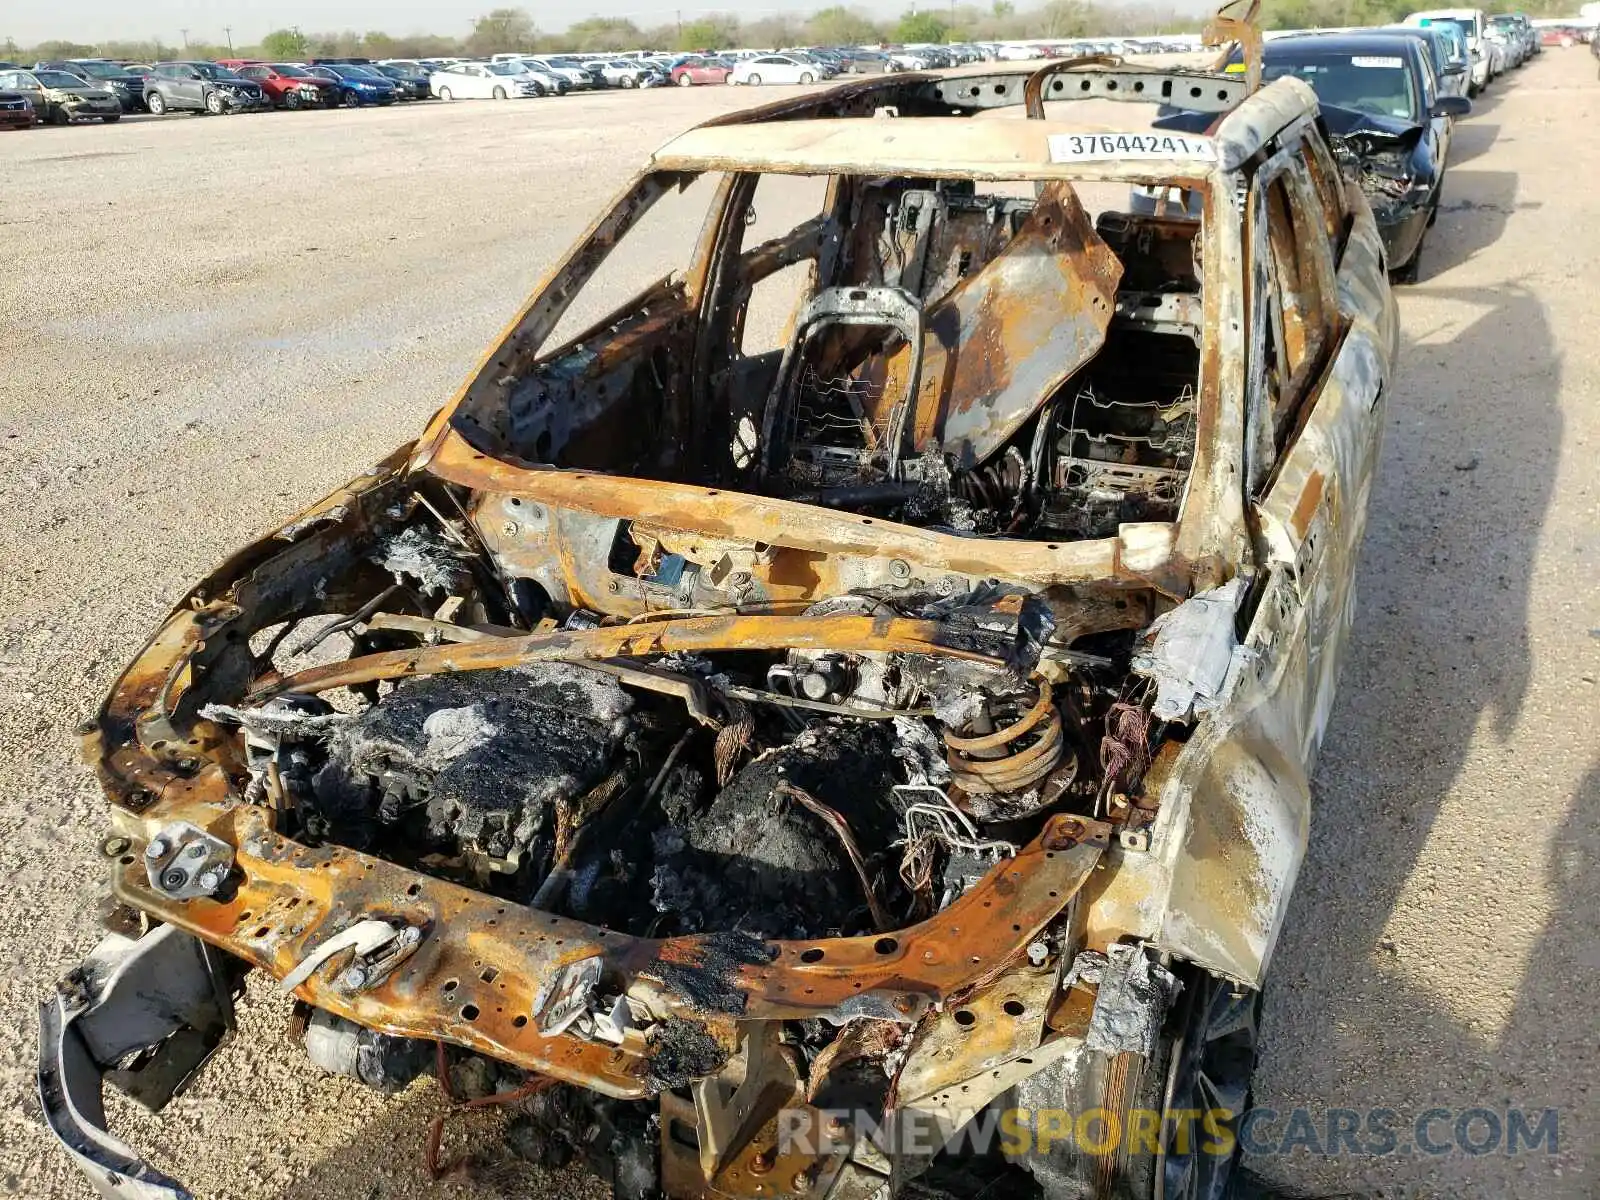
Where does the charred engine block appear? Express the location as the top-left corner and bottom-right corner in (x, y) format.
(650, 720), (912, 941)
(306, 665), (639, 883)
(228, 580), (1126, 952)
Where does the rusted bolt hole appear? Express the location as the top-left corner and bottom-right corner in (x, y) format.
(800, 947), (825, 964)
(1003, 1000), (1027, 1017)
(442, 978), (459, 993)
(480, 967), (499, 983)
(513, 1015), (528, 1028)
(460, 1004), (479, 1021)
(873, 937), (898, 955)
(953, 1009), (977, 1028)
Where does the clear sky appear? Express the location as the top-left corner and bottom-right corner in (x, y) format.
(9, 1), (944, 47)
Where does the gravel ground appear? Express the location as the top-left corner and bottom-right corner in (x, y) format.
(0, 55), (1594, 1200)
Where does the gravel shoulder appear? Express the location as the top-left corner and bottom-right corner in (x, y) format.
(0, 59), (1594, 1200)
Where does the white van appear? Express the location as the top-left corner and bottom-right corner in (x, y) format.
(1405, 9), (1493, 93)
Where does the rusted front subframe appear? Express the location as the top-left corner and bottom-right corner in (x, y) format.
(107, 794), (1108, 1097)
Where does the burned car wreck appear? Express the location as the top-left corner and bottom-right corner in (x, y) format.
(40, 40), (1398, 1200)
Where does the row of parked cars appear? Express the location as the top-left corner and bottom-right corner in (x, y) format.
(0, 36), (1224, 128)
(1218, 9), (1537, 282)
(0, 19), (1545, 132)
(0, 57), (439, 123)
(1266, 8), (1543, 96)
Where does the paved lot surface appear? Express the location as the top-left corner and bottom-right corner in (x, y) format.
(0, 55), (1595, 1200)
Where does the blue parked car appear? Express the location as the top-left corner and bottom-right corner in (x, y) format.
(305, 62), (398, 106)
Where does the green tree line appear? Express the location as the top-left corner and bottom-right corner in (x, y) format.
(5, 3), (1183, 64)
(6, 0), (1584, 64)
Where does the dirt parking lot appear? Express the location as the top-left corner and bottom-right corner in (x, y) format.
(1, 54), (1595, 1200)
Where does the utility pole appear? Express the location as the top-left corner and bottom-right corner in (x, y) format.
(180, 27), (189, 49)
(224, 26), (233, 52)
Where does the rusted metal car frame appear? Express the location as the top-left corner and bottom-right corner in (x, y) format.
(39, 48), (1396, 1200)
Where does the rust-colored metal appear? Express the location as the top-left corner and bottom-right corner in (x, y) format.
(249, 613), (1010, 701)
(1206, 0), (1264, 93)
(426, 427), (1185, 592)
(1289, 467), (1326, 539)
(864, 181), (1123, 469)
(944, 679), (1067, 796)
(1094, 1051), (1142, 1199)
(101, 745), (1110, 1089)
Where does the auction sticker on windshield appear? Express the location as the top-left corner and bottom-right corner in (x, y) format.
(1047, 132), (1218, 162)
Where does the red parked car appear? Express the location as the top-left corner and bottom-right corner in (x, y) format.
(1539, 25), (1583, 47)
(669, 55), (733, 86)
(217, 59), (337, 108)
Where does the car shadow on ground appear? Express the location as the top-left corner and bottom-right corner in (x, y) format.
(1247, 242), (1581, 1194)
(1419, 168), (1527, 280)
(1443, 116), (1499, 167)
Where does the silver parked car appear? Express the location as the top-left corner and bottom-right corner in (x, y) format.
(143, 61), (269, 116)
(0, 68), (120, 123)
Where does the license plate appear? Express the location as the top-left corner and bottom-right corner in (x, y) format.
(1047, 132), (1218, 163)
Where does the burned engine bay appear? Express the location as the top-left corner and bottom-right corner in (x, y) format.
(184, 474), (1182, 1195)
(223, 550), (1146, 947)
(76, 159), (1238, 1199)
(214, 169), (1209, 960)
